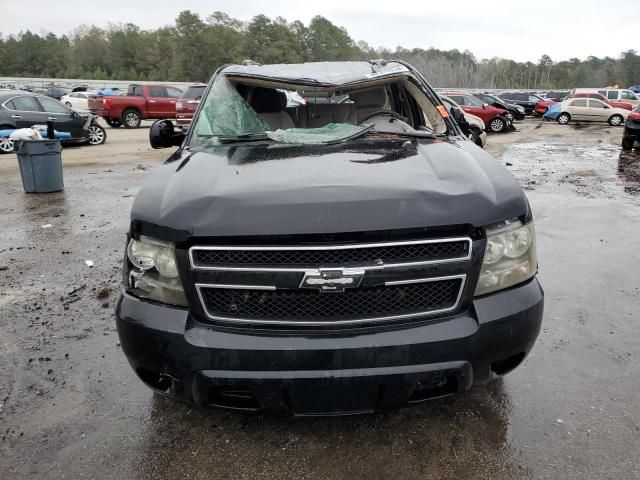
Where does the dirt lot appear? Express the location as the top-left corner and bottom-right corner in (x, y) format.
(1, 119), (639, 480)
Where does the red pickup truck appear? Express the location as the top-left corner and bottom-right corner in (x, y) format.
(88, 84), (183, 128)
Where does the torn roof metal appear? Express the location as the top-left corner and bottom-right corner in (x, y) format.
(221, 61), (412, 87)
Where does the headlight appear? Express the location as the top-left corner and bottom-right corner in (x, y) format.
(475, 220), (537, 296)
(126, 237), (187, 306)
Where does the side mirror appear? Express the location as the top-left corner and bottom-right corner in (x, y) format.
(149, 119), (185, 149)
(450, 106), (471, 136)
(603, 105), (610, 109)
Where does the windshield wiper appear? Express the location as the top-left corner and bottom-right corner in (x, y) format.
(207, 133), (271, 144)
(369, 130), (436, 139)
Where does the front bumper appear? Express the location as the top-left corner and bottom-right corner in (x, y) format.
(116, 278), (544, 415)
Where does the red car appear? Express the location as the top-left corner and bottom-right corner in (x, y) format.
(88, 84), (183, 128)
(570, 92), (633, 111)
(440, 92), (512, 133)
(176, 84), (206, 131)
(534, 99), (557, 116)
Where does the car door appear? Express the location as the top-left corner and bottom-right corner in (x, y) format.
(3, 95), (47, 128)
(165, 87), (183, 116)
(37, 96), (85, 138)
(567, 98), (588, 120)
(586, 99), (609, 122)
(458, 95), (484, 117)
(147, 86), (170, 117)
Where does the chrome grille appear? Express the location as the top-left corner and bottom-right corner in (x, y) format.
(196, 276), (466, 326)
(190, 237), (471, 271)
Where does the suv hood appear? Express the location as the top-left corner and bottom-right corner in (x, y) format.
(132, 139), (528, 238)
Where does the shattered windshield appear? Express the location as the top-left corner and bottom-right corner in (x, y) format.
(190, 73), (448, 147)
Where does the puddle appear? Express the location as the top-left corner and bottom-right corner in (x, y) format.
(498, 136), (640, 198)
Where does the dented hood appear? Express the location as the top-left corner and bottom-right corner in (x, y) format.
(132, 139), (528, 238)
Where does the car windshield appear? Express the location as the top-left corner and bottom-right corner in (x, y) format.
(182, 86), (206, 100)
(189, 73), (448, 147)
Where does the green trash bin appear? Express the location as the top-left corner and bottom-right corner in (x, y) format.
(15, 140), (64, 193)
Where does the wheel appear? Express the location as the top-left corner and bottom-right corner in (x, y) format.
(488, 117), (506, 133)
(470, 127), (483, 146)
(105, 118), (122, 128)
(621, 137), (635, 150)
(557, 113), (571, 125)
(87, 124), (107, 145)
(64, 102), (72, 108)
(122, 109), (142, 128)
(0, 137), (14, 154)
(608, 114), (624, 126)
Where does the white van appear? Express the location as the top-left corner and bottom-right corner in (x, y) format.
(571, 88), (639, 107)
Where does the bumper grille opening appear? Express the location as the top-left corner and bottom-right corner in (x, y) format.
(408, 375), (458, 403)
(191, 238), (470, 268)
(206, 386), (261, 411)
(200, 278), (462, 325)
(137, 368), (172, 393)
(491, 352), (526, 376)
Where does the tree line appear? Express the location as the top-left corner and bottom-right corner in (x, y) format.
(1, 10), (639, 89)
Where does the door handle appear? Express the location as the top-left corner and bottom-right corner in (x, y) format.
(11, 115), (21, 119)
(170, 100), (175, 103)
(47, 117), (57, 121)
(149, 100), (156, 103)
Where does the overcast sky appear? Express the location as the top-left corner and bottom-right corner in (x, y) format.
(1, 0), (638, 62)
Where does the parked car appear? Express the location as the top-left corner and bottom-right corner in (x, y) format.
(630, 85), (640, 94)
(441, 92), (512, 132)
(621, 104), (640, 150)
(474, 92), (525, 120)
(88, 84), (183, 128)
(43, 87), (71, 100)
(570, 92), (633, 110)
(0, 93), (106, 153)
(441, 95), (487, 147)
(496, 92), (545, 115)
(571, 88), (640, 107)
(118, 60), (544, 415)
(60, 91), (97, 111)
(556, 98), (629, 126)
(175, 83), (206, 131)
(543, 91), (569, 102)
(534, 99), (557, 116)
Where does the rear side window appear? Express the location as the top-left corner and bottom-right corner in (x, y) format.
(570, 99), (587, 107)
(131, 86), (143, 96)
(6, 96), (42, 111)
(182, 86), (206, 100)
(607, 91), (618, 100)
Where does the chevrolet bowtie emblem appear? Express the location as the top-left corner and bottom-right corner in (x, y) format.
(299, 268), (365, 293)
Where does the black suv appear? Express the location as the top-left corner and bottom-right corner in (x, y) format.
(497, 92), (545, 115)
(474, 92), (526, 120)
(116, 60), (544, 415)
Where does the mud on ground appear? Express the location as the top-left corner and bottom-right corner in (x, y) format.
(1, 119), (639, 480)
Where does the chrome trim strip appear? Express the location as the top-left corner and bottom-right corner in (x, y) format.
(188, 237), (472, 272)
(194, 274), (467, 327)
(195, 283), (276, 291)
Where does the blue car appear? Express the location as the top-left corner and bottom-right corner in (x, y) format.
(543, 102), (561, 120)
(629, 85), (640, 94)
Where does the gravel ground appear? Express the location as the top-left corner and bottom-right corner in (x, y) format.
(1, 119), (639, 480)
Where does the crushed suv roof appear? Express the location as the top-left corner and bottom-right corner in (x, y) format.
(221, 61), (411, 86)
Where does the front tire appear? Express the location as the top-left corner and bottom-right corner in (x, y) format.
(488, 117), (506, 133)
(87, 124), (107, 145)
(105, 118), (122, 128)
(557, 113), (571, 125)
(608, 114), (624, 126)
(64, 102), (72, 108)
(122, 109), (142, 129)
(622, 137), (635, 150)
(0, 137), (14, 154)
